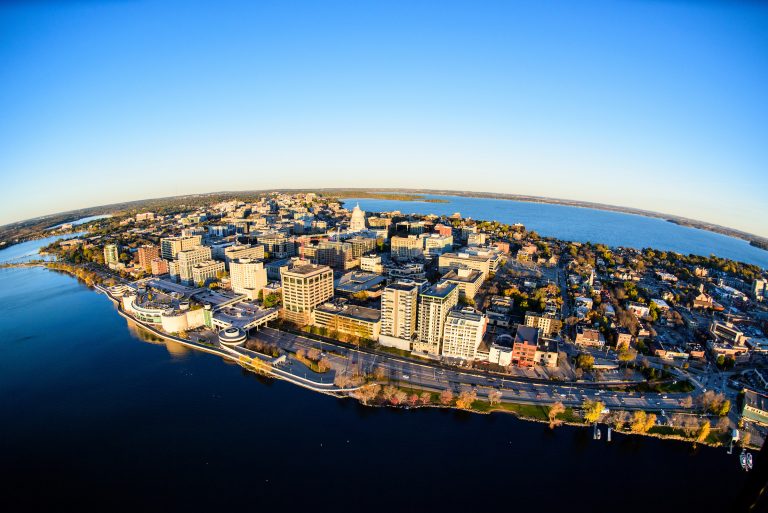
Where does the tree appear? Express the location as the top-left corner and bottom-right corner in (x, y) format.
(630, 411), (656, 434)
(352, 384), (380, 405)
(609, 410), (629, 430)
(696, 421), (711, 445)
(488, 390), (502, 406)
(373, 366), (388, 381)
(316, 357), (331, 373)
(717, 399), (731, 417)
(548, 402), (565, 429)
(576, 353), (595, 371)
(617, 348), (637, 367)
(680, 395), (693, 409)
(582, 399), (604, 423)
(455, 390), (477, 409)
(419, 392), (432, 404)
(439, 389), (454, 406)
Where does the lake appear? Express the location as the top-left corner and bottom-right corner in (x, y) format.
(343, 195), (768, 269)
(0, 241), (758, 512)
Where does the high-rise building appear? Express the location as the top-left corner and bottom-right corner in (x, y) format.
(420, 233), (453, 257)
(441, 308), (487, 360)
(223, 244), (265, 269)
(150, 258), (169, 276)
(281, 263), (334, 325)
(413, 282), (459, 356)
(346, 236), (378, 258)
(438, 252), (491, 281)
(191, 260), (225, 287)
(137, 245), (160, 272)
(103, 244), (119, 266)
(380, 282), (420, 349)
(230, 258), (268, 300)
(258, 232), (295, 258)
(349, 203), (366, 232)
(754, 279), (767, 302)
(315, 241), (357, 270)
(173, 246), (213, 284)
(160, 235), (202, 260)
(391, 235), (423, 260)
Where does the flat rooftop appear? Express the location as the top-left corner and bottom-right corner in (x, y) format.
(421, 281), (457, 299)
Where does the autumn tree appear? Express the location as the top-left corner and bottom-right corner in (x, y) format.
(630, 411), (656, 434)
(696, 421), (711, 445)
(488, 390), (502, 406)
(352, 384), (380, 405)
(548, 402), (565, 429)
(439, 389), (454, 406)
(455, 390), (478, 409)
(419, 392), (432, 404)
(609, 410), (629, 430)
(576, 354), (595, 371)
(582, 399), (604, 423)
(680, 395), (693, 409)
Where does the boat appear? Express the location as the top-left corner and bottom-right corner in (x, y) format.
(607, 427), (612, 442)
(740, 450), (751, 471)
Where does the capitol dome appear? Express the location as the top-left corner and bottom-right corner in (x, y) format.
(349, 203), (366, 232)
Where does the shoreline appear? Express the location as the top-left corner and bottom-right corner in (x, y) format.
(6, 261), (745, 451)
(325, 188), (768, 250)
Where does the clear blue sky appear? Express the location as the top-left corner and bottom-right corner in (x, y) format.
(1, 0), (766, 236)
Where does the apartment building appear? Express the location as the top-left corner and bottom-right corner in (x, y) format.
(413, 282), (459, 356)
(230, 258), (268, 300)
(379, 282), (420, 350)
(441, 308), (487, 361)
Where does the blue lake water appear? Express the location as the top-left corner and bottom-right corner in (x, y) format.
(0, 239), (759, 512)
(0, 232), (85, 264)
(343, 195), (768, 269)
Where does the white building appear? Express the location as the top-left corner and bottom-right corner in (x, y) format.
(191, 260), (225, 286)
(230, 258), (268, 300)
(441, 308), (487, 361)
(413, 282), (459, 356)
(349, 203), (367, 232)
(379, 282), (420, 351)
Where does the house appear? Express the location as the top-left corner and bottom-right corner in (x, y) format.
(574, 326), (605, 349)
(626, 301), (650, 318)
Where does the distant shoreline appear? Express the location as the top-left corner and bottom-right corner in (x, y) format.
(2, 187), (766, 253)
(324, 188), (768, 251)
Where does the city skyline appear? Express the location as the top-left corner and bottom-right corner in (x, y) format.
(2, 1), (767, 236)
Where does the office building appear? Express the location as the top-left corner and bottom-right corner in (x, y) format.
(314, 302), (380, 341)
(191, 260), (225, 287)
(438, 252), (491, 281)
(172, 246), (213, 284)
(391, 235), (423, 260)
(160, 235), (202, 260)
(224, 244), (265, 269)
(442, 268), (483, 301)
(281, 263), (334, 325)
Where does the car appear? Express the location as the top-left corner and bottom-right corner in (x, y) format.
(402, 375), (410, 380)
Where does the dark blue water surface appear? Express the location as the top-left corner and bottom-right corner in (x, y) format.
(344, 195), (768, 269)
(0, 259), (755, 512)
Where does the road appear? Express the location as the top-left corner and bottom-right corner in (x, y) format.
(253, 327), (694, 412)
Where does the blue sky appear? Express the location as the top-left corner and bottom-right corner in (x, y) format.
(1, 0), (766, 236)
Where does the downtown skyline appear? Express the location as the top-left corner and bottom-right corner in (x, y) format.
(1, 0), (767, 236)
